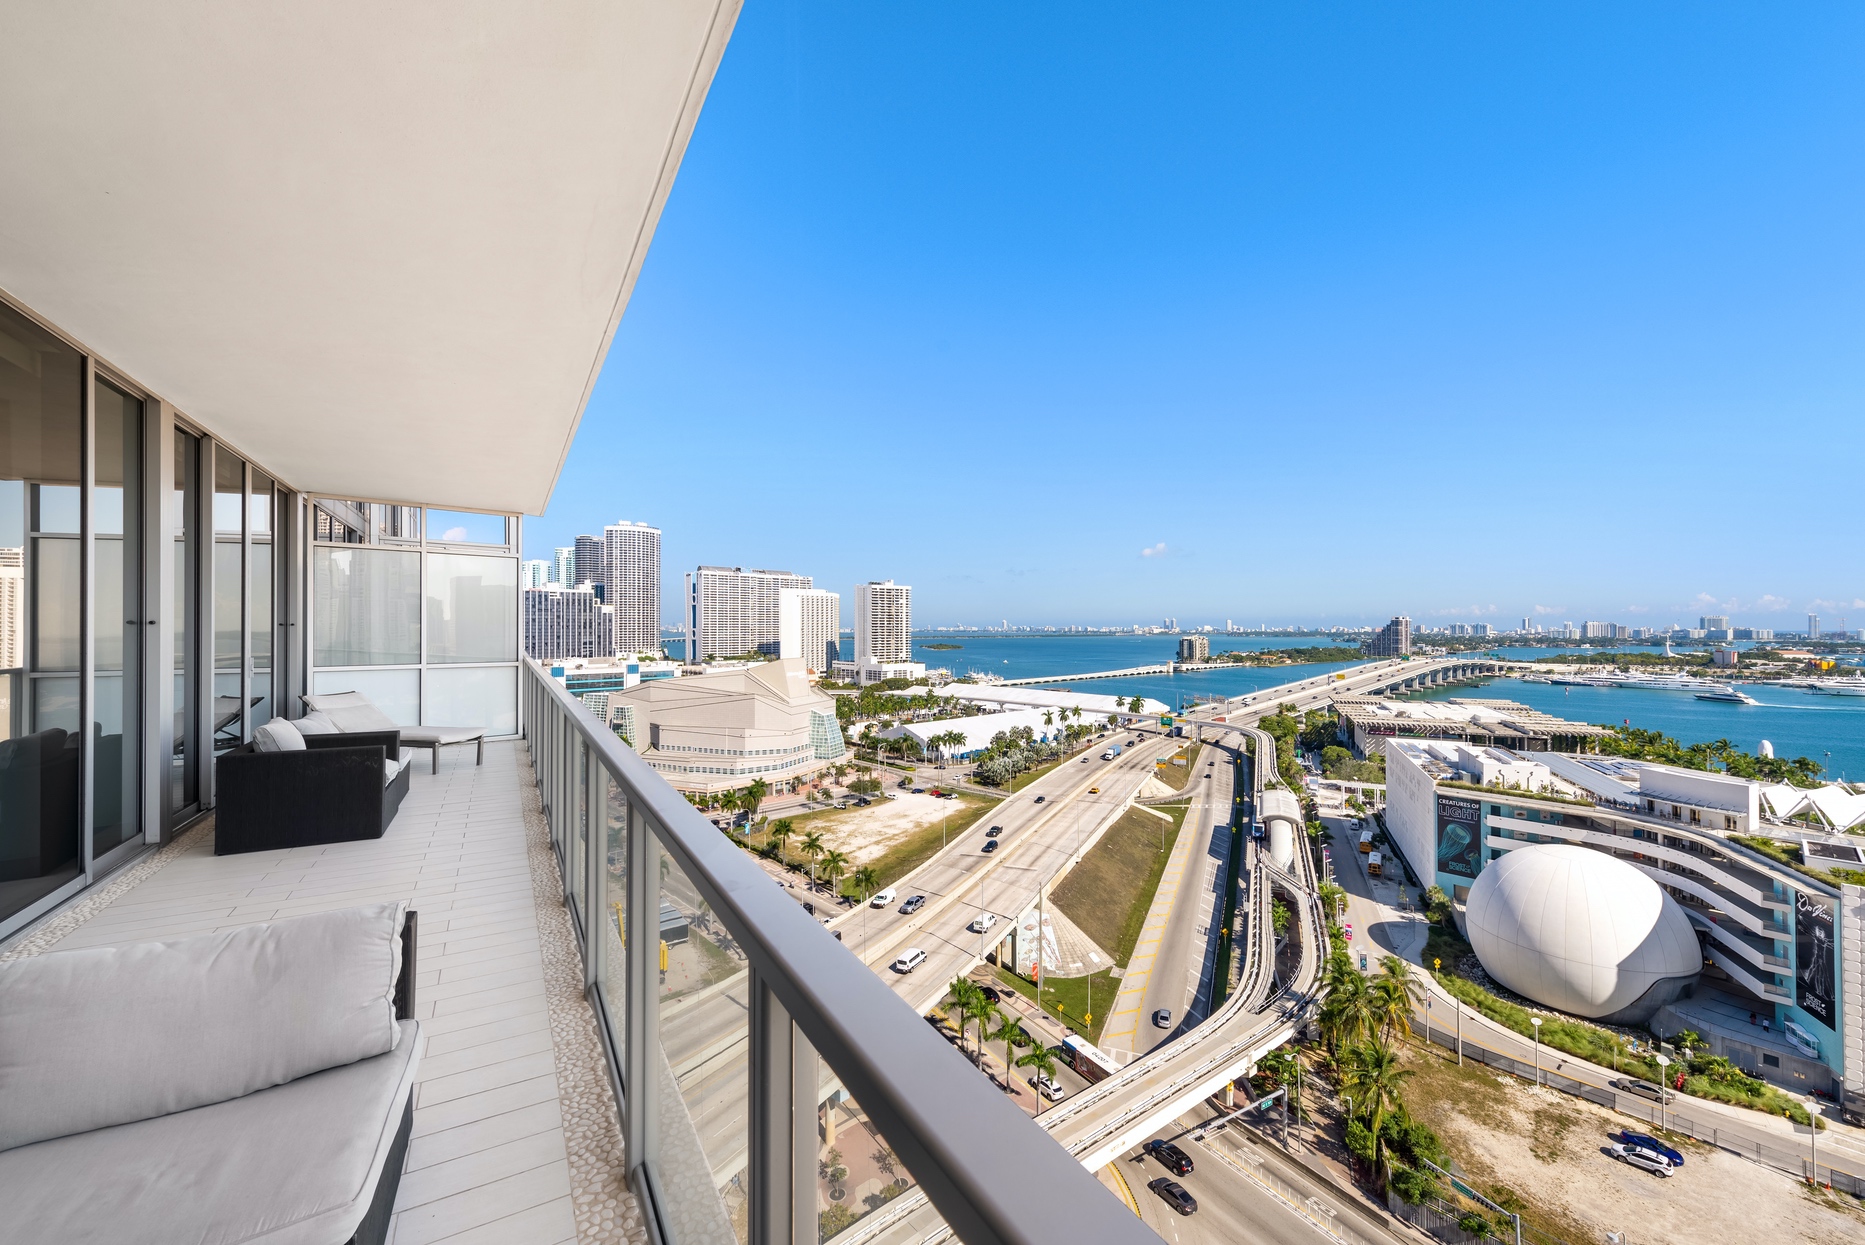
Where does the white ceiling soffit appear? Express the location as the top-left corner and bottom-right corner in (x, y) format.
(0, 2), (740, 515)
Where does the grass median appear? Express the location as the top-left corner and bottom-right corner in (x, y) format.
(1050, 801), (1189, 966)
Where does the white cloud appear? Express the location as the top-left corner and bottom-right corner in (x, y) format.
(1532, 604), (1564, 616)
(1753, 594), (1791, 612)
(1140, 542), (1167, 558)
(442, 526), (468, 541)
(1431, 604), (1499, 618)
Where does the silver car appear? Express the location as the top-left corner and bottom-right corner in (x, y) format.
(1608, 1143), (1675, 1178)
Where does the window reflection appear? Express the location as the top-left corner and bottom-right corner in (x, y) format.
(0, 301), (83, 923)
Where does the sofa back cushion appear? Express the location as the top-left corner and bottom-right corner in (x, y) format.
(301, 691), (400, 734)
(252, 717), (306, 752)
(0, 900), (407, 1151)
(294, 710), (340, 735)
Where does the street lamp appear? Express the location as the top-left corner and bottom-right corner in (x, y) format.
(1653, 1053), (1670, 1135)
(1530, 1017), (1543, 1088)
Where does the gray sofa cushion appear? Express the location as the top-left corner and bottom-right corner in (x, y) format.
(0, 1019), (420, 1245)
(252, 717), (306, 753)
(293, 710), (340, 736)
(0, 901), (407, 1151)
(301, 692), (400, 734)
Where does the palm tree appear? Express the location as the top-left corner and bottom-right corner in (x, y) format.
(1043, 711), (1054, 730)
(852, 865), (881, 905)
(743, 777), (769, 823)
(820, 849), (849, 896)
(947, 978), (983, 1055)
(986, 1013), (1026, 1092)
(799, 831), (826, 890)
(1319, 956), (1373, 1056)
(1370, 955), (1425, 1046)
(1340, 1041), (1413, 1182)
(769, 818), (795, 864)
(1017, 1045), (1062, 1116)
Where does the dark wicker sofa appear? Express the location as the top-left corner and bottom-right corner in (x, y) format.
(215, 731), (411, 855)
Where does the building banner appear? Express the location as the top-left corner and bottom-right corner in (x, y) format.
(1795, 889), (1836, 1031)
(1436, 794), (1483, 881)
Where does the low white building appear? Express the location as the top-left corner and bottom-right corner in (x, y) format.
(879, 708), (1067, 759)
(611, 657), (847, 796)
(831, 658), (925, 686)
(893, 684), (1168, 719)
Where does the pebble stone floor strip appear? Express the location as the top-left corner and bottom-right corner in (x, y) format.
(0, 739), (644, 1245)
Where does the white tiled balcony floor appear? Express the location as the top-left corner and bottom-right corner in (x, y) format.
(24, 740), (635, 1245)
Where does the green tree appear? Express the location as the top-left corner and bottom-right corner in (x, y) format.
(769, 818), (796, 864)
(1017, 1044), (1062, 1115)
(1340, 1041), (1414, 1183)
(743, 777), (768, 823)
(851, 865), (880, 904)
(820, 849), (849, 894)
(1319, 954), (1374, 1055)
(986, 1012), (1025, 1092)
(1370, 955), (1424, 1046)
(799, 831), (826, 889)
(1128, 695), (1144, 713)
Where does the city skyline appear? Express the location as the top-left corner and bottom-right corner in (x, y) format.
(526, 6), (1863, 624)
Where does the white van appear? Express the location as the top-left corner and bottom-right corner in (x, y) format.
(891, 948), (927, 974)
(968, 912), (998, 934)
(870, 887), (898, 909)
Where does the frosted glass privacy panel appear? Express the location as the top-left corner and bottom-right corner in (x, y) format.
(425, 554), (517, 663)
(313, 547), (420, 666)
(423, 665), (516, 734)
(425, 509), (508, 548)
(313, 668), (420, 725)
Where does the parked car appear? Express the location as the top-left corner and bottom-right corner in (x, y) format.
(1611, 1077), (1675, 1104)
(1608, 1143), (1675, 1178)
(898, 894), (926, 915)
(981, 840), (1000, 853)
(912, 787), (925, 794)
(986, 825), (1003, 838)
(1033, 795), (1046, 803)
(979, 986), (1001, 1004)
(869, 887), (897, 909)
(1029, 1072), (1065, 1101)
(891, 948), (927, 974)
(1152, 1008), (1173, 1028)
(1144, 1140), (1194, 1175)
(968, 912), (998, 933)
(1148, 1178), (1198, 1215)
(1615, 1132), (1683, 1166)
(1088, 786), (1100, 795)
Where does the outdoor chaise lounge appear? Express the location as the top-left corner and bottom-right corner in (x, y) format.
(215, 718), (412, 855)
(303, 690), (487, 774)
(0, 902), (420, 1245)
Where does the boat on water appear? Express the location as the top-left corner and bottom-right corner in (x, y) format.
(1806, 679), (1865, 697)
(1694, 686), (1758, 705)
(1619, 672), (1727, 693)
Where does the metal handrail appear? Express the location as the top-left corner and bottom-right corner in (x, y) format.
(522, 658), (1155, 1245)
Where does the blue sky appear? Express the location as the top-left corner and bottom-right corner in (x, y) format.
(533, 4), (1865, 630)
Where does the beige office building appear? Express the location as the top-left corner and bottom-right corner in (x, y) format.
(778, 586), (840, 674)
(614, 658), (846, 795)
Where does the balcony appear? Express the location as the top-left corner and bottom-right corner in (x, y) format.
(3, 659), (1149, 1245)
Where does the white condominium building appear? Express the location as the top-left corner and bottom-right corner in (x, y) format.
(855, 579), (911, 666)
(778, 587), (840, 674)
(603, 520), (660, 656)
(523, 583), (607, 661)
(522, 559), (550, 589)
(551, 545), (575, 586)
(685, 566), (812, 661)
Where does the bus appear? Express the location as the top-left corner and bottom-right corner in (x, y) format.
(1367, 851), (1383, 877)
(1358, 831), (1373, 854)
(1062, 1034), (1121, 1085)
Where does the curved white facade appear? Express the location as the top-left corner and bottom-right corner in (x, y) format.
(1466, 844), (1701, 1022)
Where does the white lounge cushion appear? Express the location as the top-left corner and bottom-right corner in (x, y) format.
(301, 691), (400, 734)
(0, 1020), (420, 1245)
(252, 717), (306, 753)
(0, 902), (407, 1151)
(383, 755), (410, 787)
(400, 724), (485, 745)
(293, 710), (340, 736)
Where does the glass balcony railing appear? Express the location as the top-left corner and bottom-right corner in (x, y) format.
(520, 658), (1153, 1245)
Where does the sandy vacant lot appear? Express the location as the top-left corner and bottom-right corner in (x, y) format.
(813, 792), (985, 866)
(1404, 1050), (1862, 1245)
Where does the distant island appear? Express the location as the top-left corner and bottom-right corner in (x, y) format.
(921, 642), (964, 650)
(1214, 645), (1366, 666)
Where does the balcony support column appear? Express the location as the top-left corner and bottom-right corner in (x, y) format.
(624, 803), (658, 1193)
(749, 969), (818, 1245)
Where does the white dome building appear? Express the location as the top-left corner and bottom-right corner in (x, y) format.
(1465, 844), (1701, 1024)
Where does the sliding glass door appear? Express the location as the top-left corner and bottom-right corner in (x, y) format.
(91, 380), (142, 860)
